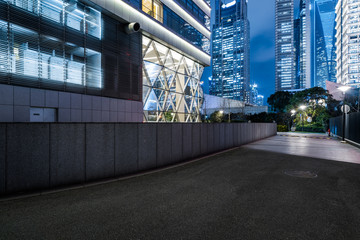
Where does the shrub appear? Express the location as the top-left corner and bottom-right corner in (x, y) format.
(295, 125), (324, 133)
(277, 125), (288, 132)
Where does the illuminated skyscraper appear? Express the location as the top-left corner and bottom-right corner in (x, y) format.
(316, 0), (337, 84)
(335, 0), (360, 88)
(275, 0), (295, 91)
(299, 0), (337, 89)
(210, 0), (250, 102)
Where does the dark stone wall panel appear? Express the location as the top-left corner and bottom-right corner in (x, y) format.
(171, 124), (183, 164)
(207, 124), (214, 154)
(50, 124), (85, 187)
(86, 124), (115, 181)
(182, 124), (192, 160)
(6, 124), (50, 192)
(200, 124), (208, 155)
(138, 124), (157, 171)
(115, 124), (139, 175)
(192, 124), (201, 158)
(157, 124), (172, 168)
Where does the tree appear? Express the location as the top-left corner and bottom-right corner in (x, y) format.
(209, 111), (224, 123)
(286, 87), (339, 131)
(267, 91), (293, 113)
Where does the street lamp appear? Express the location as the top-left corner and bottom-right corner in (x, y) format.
(299, 105), (307, 132)
(290, 109), (296, 131)
(338, 85), (351, 142)
(299, 105), (306, 110)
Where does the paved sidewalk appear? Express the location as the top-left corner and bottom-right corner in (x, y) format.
(246, 132), (360, 164)
(1, 133), (360, 240)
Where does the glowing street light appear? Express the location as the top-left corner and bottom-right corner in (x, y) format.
(338, 85), (351, 142)
(291, 109), (296, 115)
(299, 105), (307, 110)
(338, 85), (351, 93)
(219, 110), (224, 114)
(299, 105), (307, 131)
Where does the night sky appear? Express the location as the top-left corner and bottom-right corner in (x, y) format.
(201, 0), (301, 105)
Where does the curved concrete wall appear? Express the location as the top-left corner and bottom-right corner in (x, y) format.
(0, 123), (276, 195)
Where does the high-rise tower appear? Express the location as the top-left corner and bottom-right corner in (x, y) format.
(316, 0), (337, 84)
(277, 0), (337, 92)
(335, 0), (360, 88)
(210, 0), (250, 102)
(275, 0), (295, 91)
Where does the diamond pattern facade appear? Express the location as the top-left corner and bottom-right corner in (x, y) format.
(142, 36), (204, 122)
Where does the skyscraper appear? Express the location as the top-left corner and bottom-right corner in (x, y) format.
(276, 0), (337, 92)
(299, 0), (311, 89)
(335, 0), (360, 88)
(210, 0), (250, 102)
(275, 0), (295, 91)
(316, 0), (337, 84)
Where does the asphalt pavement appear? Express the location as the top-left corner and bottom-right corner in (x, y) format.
(1, 133), (360, 240)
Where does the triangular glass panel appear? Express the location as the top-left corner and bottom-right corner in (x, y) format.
(164, 51), (176, 71)
(144, 61), (162, 85)
(143, 85), (151, 103)
(164, 68), (176, 90)
(177, 74), (186, 92)
(170, 50), (182, 71)
(153, 74), (165, 89)
(179, 57), (189, 75)
(142, 67), (152, 86)
(144, 89), (159, 111)
(143, 42), (158, 63)
(153, 41), (168, 65)
(142, 36), (151, 54)
(184, 57), (194, 76)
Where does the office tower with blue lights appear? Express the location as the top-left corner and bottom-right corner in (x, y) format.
(210, 0), (250, 102)
(275, 0), (295, 91)
(0, 0), (211, 122)
(295, 0), (337, 89)
(316, 0), (337, 85)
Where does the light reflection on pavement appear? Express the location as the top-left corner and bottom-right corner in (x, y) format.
(245, 132), (360, 164)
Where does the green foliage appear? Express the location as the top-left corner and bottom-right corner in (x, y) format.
(287, 87), (329, 110)
(209, 111), (224, 123)
(265, 87), (343, 132)
(267, 91), (293, 113)
(277, 125), (288, 132)
(164, 111), (175, 122)
(295, 124), (324, 133)
(246, 112), (289, 125)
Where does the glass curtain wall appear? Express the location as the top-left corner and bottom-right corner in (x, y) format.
(142, 36), (204, 122)
(0, 0), (102, 89)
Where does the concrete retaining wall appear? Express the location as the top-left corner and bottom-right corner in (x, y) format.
(0, 123), (276, 195)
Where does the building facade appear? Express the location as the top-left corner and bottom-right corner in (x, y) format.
(316, 0), (337, 85)
(210, 0), (250, 102)
(0, 0), (211, 122)
(275, 0), (295, 91)
(335, 0), (360, 88)
(276, 0), (337, 92)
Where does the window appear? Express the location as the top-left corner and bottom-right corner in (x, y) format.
(142, 0), (163, 23)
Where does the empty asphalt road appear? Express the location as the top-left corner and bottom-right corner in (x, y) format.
(1, 133), (360, 240)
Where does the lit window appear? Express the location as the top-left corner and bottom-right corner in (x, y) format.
(142, 0), (163, 23)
